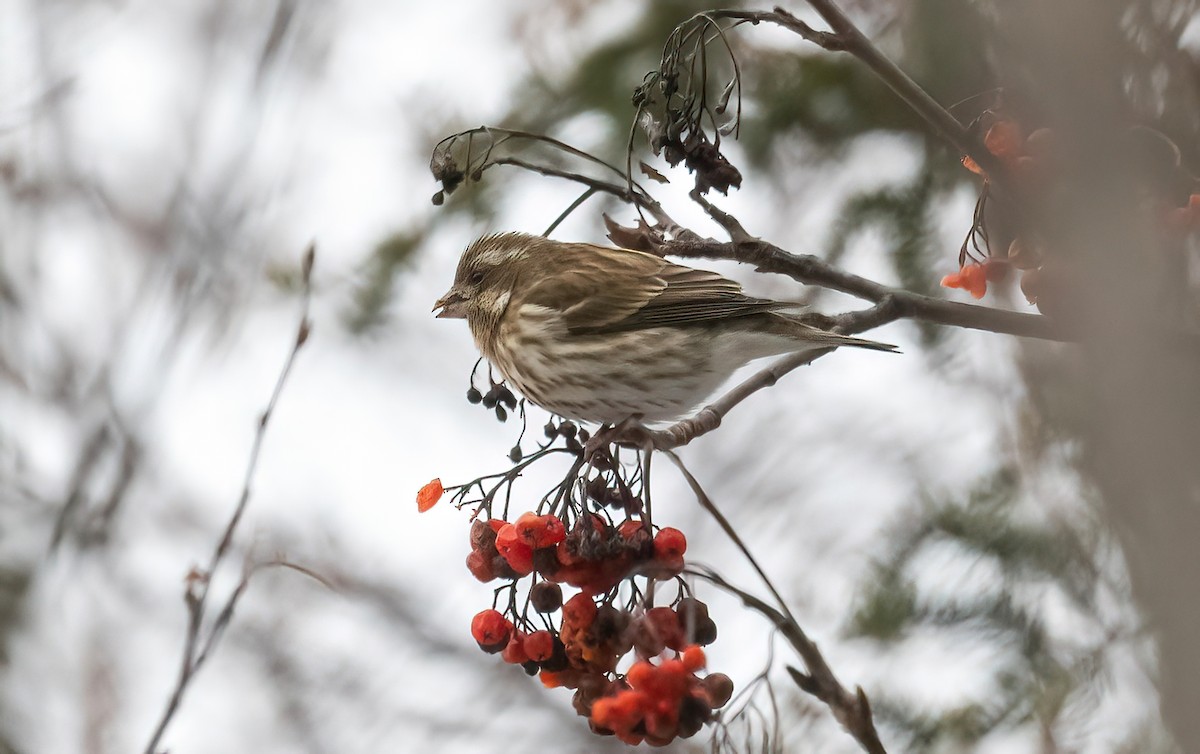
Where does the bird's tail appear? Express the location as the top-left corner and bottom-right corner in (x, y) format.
(769, 314), (899, 353)
(806, 330), (899, 352)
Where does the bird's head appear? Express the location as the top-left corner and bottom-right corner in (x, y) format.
(433, 232), (538, 329)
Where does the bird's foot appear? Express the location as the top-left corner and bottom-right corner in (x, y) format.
(582, 416), (649, 463)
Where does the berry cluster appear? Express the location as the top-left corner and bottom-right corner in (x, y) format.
(470, 578), (729, 746)
(467, 512), (687, 595)
(457, 507), (729, 745)
(421, 411), (732, 745)
(466, 378), (518, 423)
(945, 115), (1200, 315)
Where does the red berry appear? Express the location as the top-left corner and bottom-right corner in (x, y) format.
(513, 512), (544, 544)
(416, 478), (443, 512)
(495, 523), (535, 575)
(501, 631), (529, 664)
(627, 660), (655, 690)
(470, 609), (510, 650)
(563, 593), (598, 627)
(681, 645), (706, 672)
(513, 512), (568, 548)
(538, 515), (566, 547)
(524, 630), (556, 662)
(960, 264), (987, 299)
(652, 658), (689, 698)
(653, 528), (687, 560)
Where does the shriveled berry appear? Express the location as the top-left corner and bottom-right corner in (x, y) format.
(495, 405), (508, 422)
(490, 553), (521, 580)
(469, 519), (499, 552)
(530, 582), (563, 613)
(481, 388), (499, 409)
(508, 445), (522, 463)
(465, 550), (495, 582)
(466, 387), (483, 404)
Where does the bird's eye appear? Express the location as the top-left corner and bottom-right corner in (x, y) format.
(467, 270), (486, 285)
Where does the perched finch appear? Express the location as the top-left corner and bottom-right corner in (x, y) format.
(434, 233), (896, 425)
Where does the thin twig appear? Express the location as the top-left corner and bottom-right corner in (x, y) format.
(665, 454), (887, 754)
(142, 243), (315, 754)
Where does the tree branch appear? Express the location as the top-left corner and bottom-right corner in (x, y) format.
(667, 451), (887, 754)
(142, 244), (315, 754)
(664, 237), (1066, 340)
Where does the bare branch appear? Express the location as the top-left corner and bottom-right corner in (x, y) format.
(663, 237), (1067, 340)
(666, 453), (886, 754)
(142, 243), (316, 754)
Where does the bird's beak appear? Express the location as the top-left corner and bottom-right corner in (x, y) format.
(433, 289), (468, 319)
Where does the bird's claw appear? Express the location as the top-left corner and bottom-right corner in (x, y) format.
(582, 416), (650, 464)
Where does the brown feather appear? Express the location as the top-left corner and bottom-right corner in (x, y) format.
(517, 241), (796, 335)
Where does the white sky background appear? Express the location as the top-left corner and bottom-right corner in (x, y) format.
(0, 1), (1160, 753)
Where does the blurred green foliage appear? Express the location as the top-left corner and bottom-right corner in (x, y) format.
(848, 467), (1156, 751)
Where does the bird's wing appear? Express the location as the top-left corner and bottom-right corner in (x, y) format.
(519, 243), (792, 335)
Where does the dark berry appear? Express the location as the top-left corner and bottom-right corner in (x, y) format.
(481, 388), (499, 409)
(692, 616), (718, 646)
(466, 387), (483, 404)
(530, 582), (563, 613)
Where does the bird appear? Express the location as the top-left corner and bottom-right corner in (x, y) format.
(433, 232), (896, 425)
